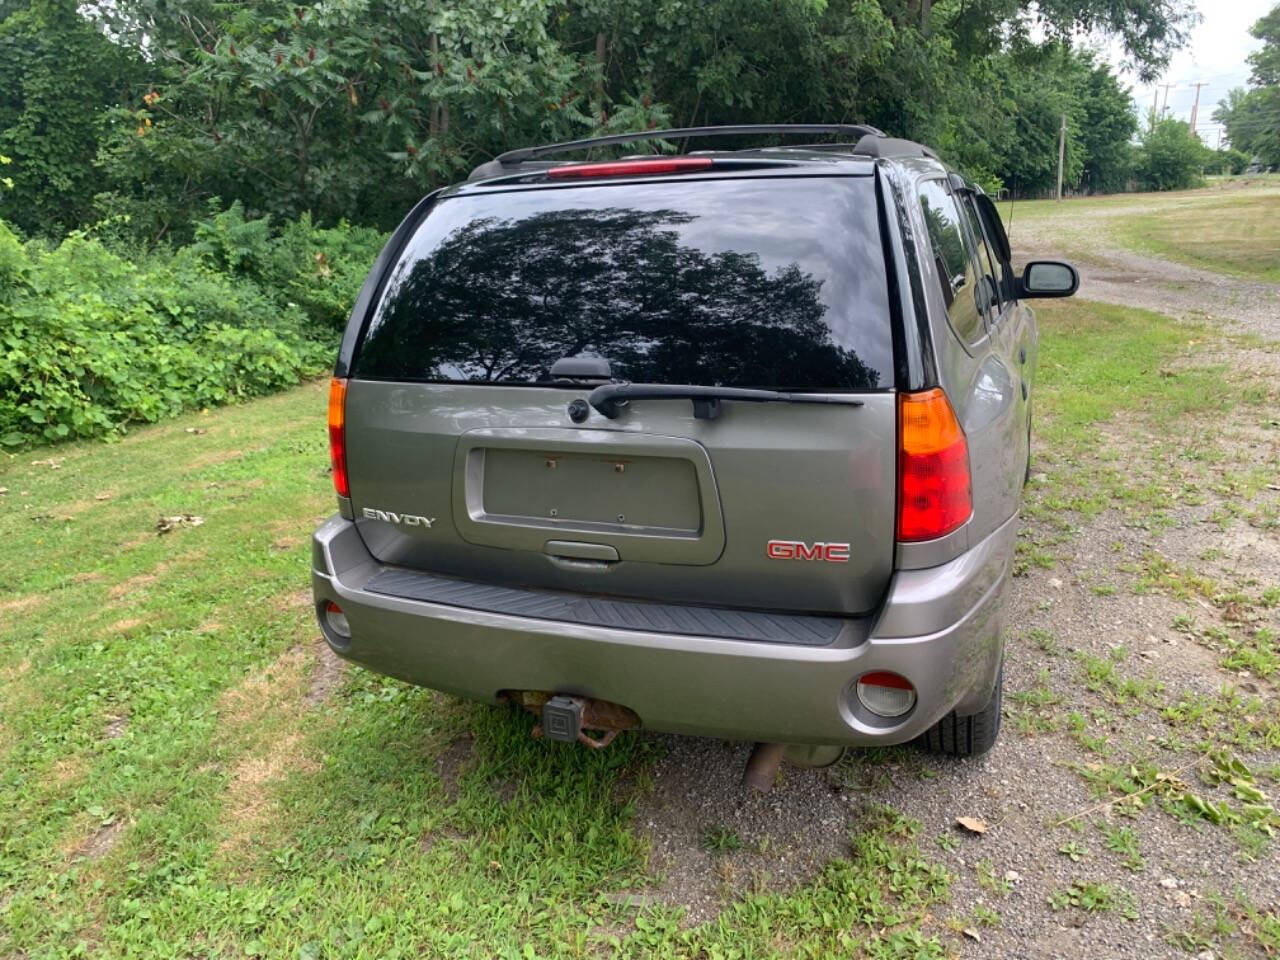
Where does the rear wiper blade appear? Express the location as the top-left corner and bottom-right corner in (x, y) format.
(587, 382), (865, 421)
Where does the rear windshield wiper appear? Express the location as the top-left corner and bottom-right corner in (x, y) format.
(587, 382), (865, 421)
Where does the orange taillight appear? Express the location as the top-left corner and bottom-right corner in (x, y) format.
(897, 388), (971, 541)
(328, 377), (349, 498)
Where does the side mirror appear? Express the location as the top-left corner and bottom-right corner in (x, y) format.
(1017, 260), (1078, 299)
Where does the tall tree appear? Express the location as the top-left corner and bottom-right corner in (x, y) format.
(1213, 4), (1280, 166)
(0, 0), (138, 235)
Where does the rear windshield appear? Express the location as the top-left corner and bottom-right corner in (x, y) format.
(354, 176), (894, 390)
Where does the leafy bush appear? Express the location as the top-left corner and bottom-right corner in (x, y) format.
(0, 213), (384, 447)
(190, 201), (385, 330)
(1135, 118), (1207, 191)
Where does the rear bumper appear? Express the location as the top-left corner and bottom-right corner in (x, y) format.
(310, 514), (1014, 746)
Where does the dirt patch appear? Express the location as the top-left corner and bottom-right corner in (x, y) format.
(0, 593), (47, 616)
(108, 572), (158, 600)
(219, 731), (319, 857)
(68, 820), (126, 862)
(106, 618), (145, 635)
(272, 589), (313, 615)
(271, 536), (303, 552)
(305, 641), (346, 705)
(214, 646), (321, 857)
(182, 448), (246, 472)
(51, 755), (88, 786)
(0, 658), (31, 684)
(217, 646), (309, 726)
(634, 736), (853, 925)
(104, 714), (129, 739)
(436, 735), (474, 804)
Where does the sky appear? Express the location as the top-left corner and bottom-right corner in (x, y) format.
(1104, 0), (1273, 146)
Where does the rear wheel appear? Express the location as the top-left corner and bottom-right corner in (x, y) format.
(916, 663), (1003, 757)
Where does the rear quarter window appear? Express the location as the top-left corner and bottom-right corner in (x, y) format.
(353, 176), (895, 391)
(917, 178), (986, 345)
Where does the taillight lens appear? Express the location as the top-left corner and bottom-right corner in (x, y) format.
(328, 377), (349, 498)
(547, 157), (714, 179)
(856, 671), (917, 718)
(897, 388), (971, 541)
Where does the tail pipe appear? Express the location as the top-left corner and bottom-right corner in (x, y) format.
(742, 742), (786, 792)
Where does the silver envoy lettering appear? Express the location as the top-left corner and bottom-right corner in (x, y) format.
(362, 507), (436, 528)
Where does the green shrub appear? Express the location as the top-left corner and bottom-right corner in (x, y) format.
(0, 212), (379, 447)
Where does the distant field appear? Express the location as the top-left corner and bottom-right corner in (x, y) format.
(1007, 179), (1280, 282)
(1113, 192), (1280, 282)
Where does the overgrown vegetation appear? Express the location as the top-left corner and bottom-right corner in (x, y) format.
(0, 205), (383, 446)
(0, 0), (1204, 245)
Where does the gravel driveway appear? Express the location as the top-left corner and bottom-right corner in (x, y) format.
(626, 192), (1280, 958)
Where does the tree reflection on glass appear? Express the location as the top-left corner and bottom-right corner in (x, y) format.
(359, 206), (879, 390)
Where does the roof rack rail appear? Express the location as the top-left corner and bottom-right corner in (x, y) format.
(467, 123), (944, 181)
(495, 124), (885, 164)
(851, 135), (941, 161)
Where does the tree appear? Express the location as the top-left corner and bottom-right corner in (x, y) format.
(1212, 5), (1280, 166)
(0, 0), (139, 235)
(1135, 117), (1206, 190)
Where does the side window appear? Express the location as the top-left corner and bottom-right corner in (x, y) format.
(917, 179), (985, 344)
(959, 193), (1003, 316)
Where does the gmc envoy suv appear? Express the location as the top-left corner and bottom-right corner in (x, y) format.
(311, 124), (1077, 783)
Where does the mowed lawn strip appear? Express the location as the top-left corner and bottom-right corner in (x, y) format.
(0, 295), (1277, 956)
(1112, 192), (1280, 283)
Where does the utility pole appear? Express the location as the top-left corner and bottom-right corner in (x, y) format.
(1159, 82), (1174, 117)
(1056, 113), (1066, 201)
(1188, 81), (1204, 140)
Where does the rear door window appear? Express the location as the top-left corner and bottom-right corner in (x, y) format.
(959, 193), (1003, 316)
(917, 178), (985, 344)
(354, 176), (894, 391)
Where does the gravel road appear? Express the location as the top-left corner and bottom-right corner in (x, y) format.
(628, 193), (1280, 957)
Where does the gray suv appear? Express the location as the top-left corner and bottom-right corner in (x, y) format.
(311, 125), (1077, 781)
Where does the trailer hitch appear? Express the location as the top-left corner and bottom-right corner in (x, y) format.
(510, 691), (639, 750)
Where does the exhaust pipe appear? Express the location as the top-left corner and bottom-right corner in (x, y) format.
(742, 742), (786, 792)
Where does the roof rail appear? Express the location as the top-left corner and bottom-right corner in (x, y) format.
(851, 134), (941, 161)
(469, 124), (885, 180)
(466, 124), (947, 181)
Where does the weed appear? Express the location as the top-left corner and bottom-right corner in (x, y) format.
(1048, 881), (1137, 920)
(702, 825), (742, 854)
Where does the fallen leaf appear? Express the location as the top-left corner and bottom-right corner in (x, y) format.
(963, 927), (981, 942)
(156, 514), (205, 535)
(955, 816), (987, 834)
(0, 486), (7, 495)
(94, 492), (112, 501)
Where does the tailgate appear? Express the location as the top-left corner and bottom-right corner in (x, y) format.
(345, 383), (895, 615)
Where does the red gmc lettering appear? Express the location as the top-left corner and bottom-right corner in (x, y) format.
(766, 540), (795, 560)
(765, 540), (850, 563)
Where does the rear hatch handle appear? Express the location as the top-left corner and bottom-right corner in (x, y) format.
(588, 383), (865, 421)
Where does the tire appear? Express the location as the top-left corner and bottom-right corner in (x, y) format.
(916, 663), (1003, 758)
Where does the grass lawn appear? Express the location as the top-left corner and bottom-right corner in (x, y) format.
(1006, 179), (1280, 283)
(1110, 192), (1280, 282)
(1, 299), (1278, 957)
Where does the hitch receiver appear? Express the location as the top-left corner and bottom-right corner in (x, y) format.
(542, 695), (584, 743)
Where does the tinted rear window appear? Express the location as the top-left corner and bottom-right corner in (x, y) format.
(354, 176), (893, 390)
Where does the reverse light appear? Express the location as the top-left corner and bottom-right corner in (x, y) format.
(856, 671), (917, 718)
(324, 600), (351, 639)
(896, 388), (972, 541)
(328, 377), (349, 498)
(547, 157), (714, 179)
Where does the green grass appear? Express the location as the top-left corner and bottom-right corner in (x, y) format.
(3, 290), (1278, 956)
(0, 384), (957, 957)
(1113, 192), (1280, 282)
